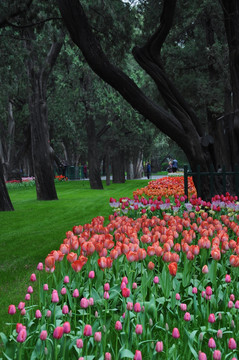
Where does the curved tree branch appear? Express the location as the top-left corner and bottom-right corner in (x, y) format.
(132, 0), (203, 137)
(57, 0), (189, 149)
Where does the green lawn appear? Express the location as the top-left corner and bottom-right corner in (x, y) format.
(0, 179), (148, 336)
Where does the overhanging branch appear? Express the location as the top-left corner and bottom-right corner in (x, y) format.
(57, 0), (187, 147)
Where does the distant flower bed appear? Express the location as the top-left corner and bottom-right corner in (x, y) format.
(6, 177), (35, 189)
(55, 175), (69, 182)
(2, 193), (239, 359)
(133, 176), (196, 199)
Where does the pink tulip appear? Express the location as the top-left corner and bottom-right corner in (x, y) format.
(172, 328), (180, 338)
(37, 262), (43, 271)
(155, 341), (163, 352)
(104, 283), (110, 291)
(217, 329), (222, 338)
(83, 324), (92, 336)
(62, 305), (69, 314)
(134, 302), (141, 312)
(43, 284), (48, 291)
(228, 300), (234, 308)
(46, 310), (51, 318)
(208, 337), (216, 348)
(53, 326), (64, 339)
(134, 350), (142, 360)
(225, 274), (231, 283)
(35, 310), (42, 319)
(21, 309), (26, 316)
(89, 297), (94, 306)
(16, 323), (25, 333)
(205, 286), (212, 296)
(40, 330), (47, 341)
(132, 282), (137, 289)
(73, 289), (79, 298)
(61, 287), (67, 295)
(27, 286), (33, 293)
(105, 353), (112, 360)
(175, 293), (181, 300)
(228, 338), (237, 349)
(17, 328), (27, 342)
(127, 302), (133, 310)
(25, 293), (30, 301)
(51, 290), (59, 303)
(76, 338), (83, 348)
(94, 332), (102, 342)
(63, 321), (71, 334)
(192, 287), (198, 294)
(104, 291), (110, 300)
(30, 273), (36, 282)
(17, 302), (25, 310)
(198, 351), (207, 360)
(184, 312), (191, 321)
(122, 276), (128, 284)
(202, 265), (209, 273)
(208, 313), (216, 323)
(153, 276), (159, 284)
(230, 294), (235, 301)
(180, 303), (187, 311)
(135, 324), (143, 334)
(80, 298), (89, 308)
(78, 358), (84, 360)
(8, 305), (16, 315)
(64, 276), (69, 283)
(115, 321), (122, 331)
(213, 350), (221, 360)
(88, 271), (95, 279)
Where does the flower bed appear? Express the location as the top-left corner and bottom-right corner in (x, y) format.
(133, 176), (196, 199)
(2, 193), (239, 359)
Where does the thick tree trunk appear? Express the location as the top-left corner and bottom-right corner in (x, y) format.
(112, 150), (125, 183)
(29, 84), (58, 200)
(25, 29), (63, 200)
(0, 160), (14, 211)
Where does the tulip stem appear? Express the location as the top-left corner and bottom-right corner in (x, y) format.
(17, 343), (22, 360)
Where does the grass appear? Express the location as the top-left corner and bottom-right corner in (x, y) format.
(0, 179), (149, 336)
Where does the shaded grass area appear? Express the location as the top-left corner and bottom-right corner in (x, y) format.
(0, 179), (148, 336)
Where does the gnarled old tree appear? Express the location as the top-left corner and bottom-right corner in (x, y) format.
(57, 0), (239, 200)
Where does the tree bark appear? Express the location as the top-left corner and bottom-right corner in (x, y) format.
(25, 29), (64, 200)
(112, 150), (125, 183)
(85, 111), (103, 189)
(0, 160), (14, 211)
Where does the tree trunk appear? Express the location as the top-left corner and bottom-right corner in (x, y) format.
(85, 112), (103, 189)
(0, 160), (14, 211)
(25, 29), (63, 200)
(112, 150), (125, 183)
(133, 152), (143, 178)
(105, 148), (111, 186)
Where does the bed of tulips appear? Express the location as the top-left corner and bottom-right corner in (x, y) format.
(2, 191), (239, 359)
(132, 176), (197, 199)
